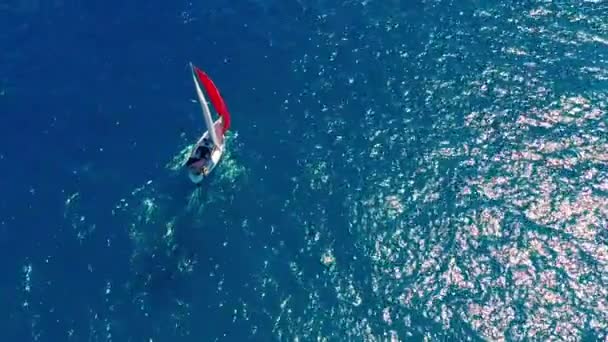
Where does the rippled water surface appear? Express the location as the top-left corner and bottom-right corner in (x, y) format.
(4, 0), (608, 341)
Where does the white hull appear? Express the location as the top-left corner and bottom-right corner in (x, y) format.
(187, 119), (225, 183)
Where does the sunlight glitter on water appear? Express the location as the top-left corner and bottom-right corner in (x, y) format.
(265, 1), (608, 340)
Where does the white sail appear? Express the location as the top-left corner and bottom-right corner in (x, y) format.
(190, 63), (221, 147)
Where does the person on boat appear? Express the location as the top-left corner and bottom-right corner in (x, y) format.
(186, 139), (212, 175)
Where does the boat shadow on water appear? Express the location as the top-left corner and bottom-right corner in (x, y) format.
(124, 186), (216, 312)
(121, 148), (246, 314)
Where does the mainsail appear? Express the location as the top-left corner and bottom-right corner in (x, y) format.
(191, 64), (231, 135)
(190, 63), (221, 146)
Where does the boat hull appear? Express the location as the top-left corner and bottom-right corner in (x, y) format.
(186, 119), (225, 184)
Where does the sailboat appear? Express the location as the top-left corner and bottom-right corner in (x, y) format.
(184, 62), (232, 184)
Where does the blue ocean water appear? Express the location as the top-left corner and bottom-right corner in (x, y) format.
(2, 0), (607, 341)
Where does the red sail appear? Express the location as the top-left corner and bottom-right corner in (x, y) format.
(193, 66), (231, 134)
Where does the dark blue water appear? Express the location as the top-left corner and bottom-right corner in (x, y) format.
(2, 0), (608, 341)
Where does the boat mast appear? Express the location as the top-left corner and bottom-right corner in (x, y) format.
(190, 63), (221, 147)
